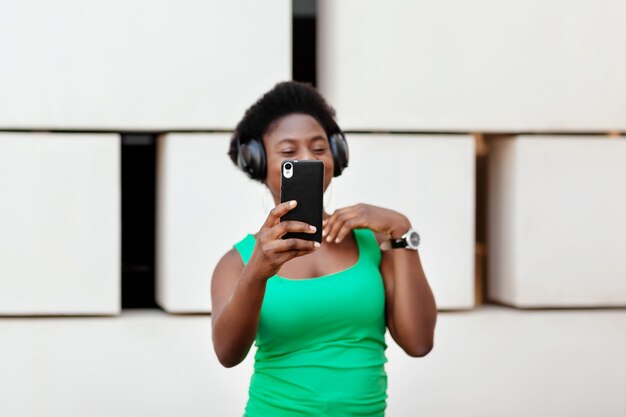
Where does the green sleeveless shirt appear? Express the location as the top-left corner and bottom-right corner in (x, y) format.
(233, 228), (388, 417)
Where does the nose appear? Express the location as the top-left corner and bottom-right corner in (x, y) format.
(298, 148), (318, 161)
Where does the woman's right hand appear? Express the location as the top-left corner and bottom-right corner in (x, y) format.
(246, 200), (320, 280)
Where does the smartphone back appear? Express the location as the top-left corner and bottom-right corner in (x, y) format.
(280, 160), (324, 242)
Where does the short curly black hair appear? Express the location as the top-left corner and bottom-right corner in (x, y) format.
(228, 81), (341, 178)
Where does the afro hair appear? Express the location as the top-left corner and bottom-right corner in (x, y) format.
(228, 81), (341, 179)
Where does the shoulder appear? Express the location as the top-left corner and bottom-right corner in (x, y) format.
(212, 234), (255, 282)
(353, 228), (383, 265)
(211, 248), (245, 306)
(372, 231), (387, 245)
(354, 228), (386, 245)
(217, 247), (244, 269)
(212, 248), (244, 282)
(232, 233), (256, 264)
(212, 233), (255, 281)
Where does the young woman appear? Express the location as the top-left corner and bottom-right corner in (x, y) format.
(211, 81), (437, 417)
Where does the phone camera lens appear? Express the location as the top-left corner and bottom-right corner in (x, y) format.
(285, 162), (292, 170)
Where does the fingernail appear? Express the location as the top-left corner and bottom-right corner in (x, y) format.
(290, 200), (297, 207)
(309, 225), (316, 231)
(322, 229), (327, 237)
(326, 236), (332, 242)
(314, 242), (321, 248)
(335, 238), (340, 243)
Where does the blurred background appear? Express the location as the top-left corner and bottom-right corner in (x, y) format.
(0, 1), (625, 416)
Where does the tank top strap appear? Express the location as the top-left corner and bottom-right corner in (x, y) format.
(233, 233), (256, 265)
(353, 228), (382, 267)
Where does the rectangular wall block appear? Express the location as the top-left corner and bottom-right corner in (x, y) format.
(1, 307), (624, 417)
(0, 133), (120, 315)
(318, 0), (626, 131)
(156, 134), (268, 313)
(329, 134), (476, 309)
(0, 0), (290, 130)
(488, 136), (626, 307)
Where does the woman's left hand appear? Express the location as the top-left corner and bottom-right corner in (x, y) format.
(322, 203), (411, 244)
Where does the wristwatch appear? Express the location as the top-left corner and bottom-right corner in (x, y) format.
(380, 228), (420, 250)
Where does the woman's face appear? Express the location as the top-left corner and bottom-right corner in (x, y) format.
(262, 113), (335, 204)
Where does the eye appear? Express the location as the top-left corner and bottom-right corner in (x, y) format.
(312, 147), (327, 154)
(280, 149), (296, 156)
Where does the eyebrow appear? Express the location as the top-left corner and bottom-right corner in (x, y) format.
(275, 135), (327, 146)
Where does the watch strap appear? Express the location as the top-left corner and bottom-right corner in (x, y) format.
(390, 238), (409, 248)
(379, 232), (413, 250)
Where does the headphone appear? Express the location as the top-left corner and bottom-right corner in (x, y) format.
(237, 131), (349, 180)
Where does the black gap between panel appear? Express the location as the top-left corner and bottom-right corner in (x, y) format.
(293, 0), (317, 86)
(121, 133), (158, 309)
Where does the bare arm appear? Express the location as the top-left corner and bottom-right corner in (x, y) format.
(380, 241), (437, 357)
(322, 203), (437, 357)
(210, 250), (268, 368)
(211, 200), (320, 367)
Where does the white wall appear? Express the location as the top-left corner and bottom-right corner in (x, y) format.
(0, 133), (120, 315)
(156, 133), (268, 313)
(318, 0), (626, 131)
(488, 136), (626, 307)
(0, 0), (291, 130)
(1, 307), (624, 417)
(385, 306), (626, 417)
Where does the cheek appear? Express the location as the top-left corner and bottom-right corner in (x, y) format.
(269, 165), (281, 189)
(325, 157), (334, 178)
(263, 156), (282, 197)
(265, 153), (282, 179)
(323, 159), (334, 189)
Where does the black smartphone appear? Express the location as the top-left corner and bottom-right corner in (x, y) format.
(280, 160), (324, 243)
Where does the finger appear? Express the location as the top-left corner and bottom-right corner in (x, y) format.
(335, 219), (358, 243)
(280, 248), (318, 262)
(323, 206), (357, 238)
(266, 238), (320, 254)
(323, 213), (338, 241)
(325, 216), (346, 243)
(322, 216), (333, 237)
(326, 211), (357, 243)
(328, 205), (357, 218)
(273, 220), (317, 239)
(322, 210), (343, 238)
(264, 200), (297, 228)
(322, 215), (334, 239)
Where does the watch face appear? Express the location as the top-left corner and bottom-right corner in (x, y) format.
(408, 231), (420, 247)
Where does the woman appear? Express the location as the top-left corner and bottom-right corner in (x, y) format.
(211, 81), (437, 417)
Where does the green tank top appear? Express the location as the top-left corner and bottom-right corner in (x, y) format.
(233, 228), (388, 417)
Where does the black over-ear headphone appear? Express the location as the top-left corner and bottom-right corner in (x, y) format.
(237, 131), (349, 180)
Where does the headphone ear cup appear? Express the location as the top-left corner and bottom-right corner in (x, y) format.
(237, 140), (249, 171)
(329, 133), (349, 177)
(237, 138), (266, 180)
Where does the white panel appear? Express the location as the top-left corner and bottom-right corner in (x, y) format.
(488, 136), (626, 307)
(328, 134), (475, 309)
(156, 133), (267, 312)
(385, 307), (626, 417)
(0, 0), (290, 130)
(318, 0), (626, 131)
(0, 133), (120, 315)
(1, 307), (624, 417)
(0, 311), (255, 417)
